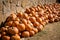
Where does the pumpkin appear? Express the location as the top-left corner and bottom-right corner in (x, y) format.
(23, 13), (29, 19)
(2, 36), (10, 40)
(8, 27), (19, 35)
(26, 24), (33, 31)
(12, 21), (19, 27)
(29, 7), (35, 11)
(6, 13), (17, 21)
(17, 12), (23, 18)
(0, 27), (8, 32)
(54, 18), (59, 22)
(37, 24), (43, 31)
(0, 34), (1, 38)
(29, 17), (36, 22)
(15, 17), (20, 22)
(29, 14), (33, 17)
(45, 19), (49, 24)
(48, 14), (53, 19)
(5, 21), (13, 26)
(38, 12), (43, 17)
(40, 21), (46, 26)
(49, 18), (54, 23)
(11, 34), (20, 40)
(21, 31), (30, 37)
(44, 14), (48, 19)
(25, 8), (31, 13)
(41, 16), (45, 21)
(27, 20), (34, 27)
(32, 28), (38, 34)
(5, 26), (9, 28)
(6, 17), (12, 22)
(22, 19), (27, 25)
(29, 31), (35, 36)
(1, 32), (6, 36)
(10, 13), (17, 21)
(33, 21), (40, 27)
(17, 24), (25, 32)
(37, 17), (43, 23)
(33, 6), (38, 12)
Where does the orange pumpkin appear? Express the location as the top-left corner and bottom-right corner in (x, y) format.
(10, 13), (17, 21)
(33, 7), (38, 12)
(37, 24), (43, 31)
(37, 18), (43, 23)
(21, 31), (30, 37)
(8, 27), (19, 35)
(15, 17), (20, 22)
(32, 28), (38, 34)
(11, 34), (20, 40)
(48, 14), (53, 19)
(12, 21), (19, 27)
(49, 18), (54, 23)
(2, 36), (10, 40)
(5, 21), (13, 26)
(22, 19), (27, 25)
(23, 13), (29, 19)
(26, 24), (33, 31)
(17, 12), (23, 18)
(17, 24), (25, 32)
(29, 17), (36, 22)
(40, 21), (46, 26)
(0, 34), (1, 38)
(1, 32), (6, 36)
(29, 31), (35, 36)
(25, 8), (31, 13)
(29, 7), (35, 11)
(33, 21), (40, 27)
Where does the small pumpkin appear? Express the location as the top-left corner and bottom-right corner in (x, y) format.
(2, 36), (10, 40)
(29, 31), (35, 36)
(37, 18), (43, 23)
(8, 27), (19, 35)
(25, 8), (31, 13)
(48, 14), (53, 19)
(29, 7), (35, 11)
(29, 17), (36, 22)
(17, 12), (23, 18)
(15, 17), (20, 21)
(0, 27), (8, 32)
(33, 21), (40, 27)
(5, 21), (13, 27)
(12, 21), (19, 27)
(33, 7), (38, 12)
(40, 21), (46, 26)
(0, 34), (1, 38)
(22, 19), (27, 25)
(10, 13), (17, 21)
(32, 28), (38, 34)
(26, 24), (33, 31)
(21, 31), (30, 37)
(17, 24), (25, 32)
(11, 34), (20, 40)
(23, 13), (29, 19)
(49, 18), (54, 23)
(37, 24), (43, 31)
(1, 32), (6, 36)
(6, 13), (17, 21)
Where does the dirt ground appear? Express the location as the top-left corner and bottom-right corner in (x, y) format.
(21, 21), (60, 40)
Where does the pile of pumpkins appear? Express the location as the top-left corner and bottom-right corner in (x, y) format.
(0, 3), (60, 40)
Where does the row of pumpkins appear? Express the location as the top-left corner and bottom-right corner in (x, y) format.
(0, 3), (60, 40)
